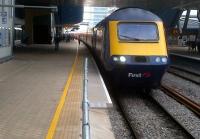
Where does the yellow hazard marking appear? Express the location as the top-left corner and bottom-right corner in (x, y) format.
(45, 45), (79, 139)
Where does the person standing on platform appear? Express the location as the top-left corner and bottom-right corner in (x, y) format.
(54, 35), (60, 51)
(78, 35), (81, 45)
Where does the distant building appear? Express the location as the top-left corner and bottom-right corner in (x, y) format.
(83, 7), (117, 27)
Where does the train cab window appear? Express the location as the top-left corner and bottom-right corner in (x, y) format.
(118, 22), (159, 42)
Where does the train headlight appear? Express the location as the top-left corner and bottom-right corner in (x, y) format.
(113, 57), (119, 62)
(119, 56), (126, 63)
(155, 57), (161, 63)
(161, 57), (167, 63)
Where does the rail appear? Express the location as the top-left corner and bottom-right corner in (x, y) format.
(161, 84), (200, 116)
(168, 65), (200, 85)
(82, 58), (90, 139)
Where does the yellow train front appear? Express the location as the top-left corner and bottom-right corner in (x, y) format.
(88, 8), (169, 88)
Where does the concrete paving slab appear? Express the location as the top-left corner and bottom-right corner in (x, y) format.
(0, 41), (115, 139)
(87, 57), (112, 108)
(0, 41), (77, 139)
(90, 109), (115, 139)
(54, 52), (83, 139)
(52, 43), (115, 139)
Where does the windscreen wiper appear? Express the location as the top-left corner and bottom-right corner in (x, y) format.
(119, 35), (141, 40)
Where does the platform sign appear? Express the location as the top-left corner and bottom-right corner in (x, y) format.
(0, 21), (10, 47)
(0, 0), (13, 59)
(1, 12), (7, 24)
(0, 0), (12, 48)
(0, 12), (8, 25)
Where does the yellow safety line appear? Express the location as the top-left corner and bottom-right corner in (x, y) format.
(45, 45), (79, 139)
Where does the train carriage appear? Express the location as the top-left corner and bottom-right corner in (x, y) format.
(84, 8), (169, 88)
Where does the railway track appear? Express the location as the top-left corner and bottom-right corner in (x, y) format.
(169, 53), (200, 84)
(95, 53), (197, 138)
(168, 65), (200, 84)
(104, 76), (196, 138)
(101, 76), (195, 138)
(161, 84), (200, 117)
(115, 90), (192, 138)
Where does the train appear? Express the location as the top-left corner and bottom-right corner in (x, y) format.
(80, 7), (169, 89)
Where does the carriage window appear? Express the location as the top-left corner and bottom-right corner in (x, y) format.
(118, 23), (159, 41)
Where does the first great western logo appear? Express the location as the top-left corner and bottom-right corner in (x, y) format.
(128, 72), (152, 78)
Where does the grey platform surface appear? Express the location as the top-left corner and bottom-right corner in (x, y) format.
(53, 43), (114, 139)
(0, 42), (77, 139)
(0, 41), (115, 139)
(169, 45), (200, 59)
(87, 57), (112, 108)
(85, 49), (114, 139)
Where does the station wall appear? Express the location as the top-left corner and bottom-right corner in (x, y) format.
(25, 9), (52, 44)
(0, 0), (13, 59)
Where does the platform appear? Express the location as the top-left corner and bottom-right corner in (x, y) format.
(168, 45), (200, 59)
(0, 41), (114, 139)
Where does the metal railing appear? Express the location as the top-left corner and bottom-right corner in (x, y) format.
(82, 58), (90, 139)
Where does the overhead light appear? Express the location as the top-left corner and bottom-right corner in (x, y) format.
(14, 27), (22, 30)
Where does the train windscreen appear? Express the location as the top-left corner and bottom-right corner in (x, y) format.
(118, 22), (159, 42)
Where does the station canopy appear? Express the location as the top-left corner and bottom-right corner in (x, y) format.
(15, 0), (200, 9)
(15, 0), (200, 27)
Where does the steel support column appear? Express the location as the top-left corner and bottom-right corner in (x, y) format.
(182, 10), (190, 33)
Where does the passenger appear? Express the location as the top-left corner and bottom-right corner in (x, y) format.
(78, 35), (81, 45)
(66, 34), (70, 42)
(54, 35), (60, 51)
(21, 25), (29, 44)
(196, 31), (200, 53)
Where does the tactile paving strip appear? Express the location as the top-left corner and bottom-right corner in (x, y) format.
(54, 55), (83, 139)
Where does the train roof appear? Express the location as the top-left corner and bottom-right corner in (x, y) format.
(95, 7), (162, 27)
